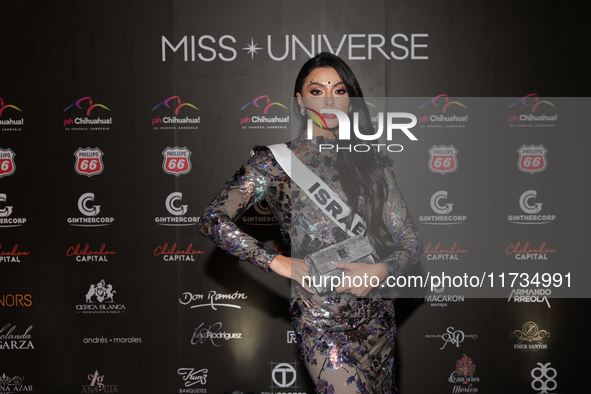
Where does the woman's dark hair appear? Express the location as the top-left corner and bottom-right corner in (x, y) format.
(294, 52), (401, 258)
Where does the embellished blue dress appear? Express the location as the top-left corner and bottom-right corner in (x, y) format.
(198, 136), (423, 394)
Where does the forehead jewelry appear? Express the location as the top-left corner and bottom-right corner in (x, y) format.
(309, 79), (342, 86)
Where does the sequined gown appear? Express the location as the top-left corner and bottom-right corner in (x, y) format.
(198, 136), (423, 394)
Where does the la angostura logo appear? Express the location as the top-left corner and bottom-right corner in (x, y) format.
(239, 95), (289, 130)
(418, 94), (468, 128)
(151, 96), (200, 130)
(63, 97), (112, 131)
(508, 94), (557, 127)
(0, 97), (24, 131)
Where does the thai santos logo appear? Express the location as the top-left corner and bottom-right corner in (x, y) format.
(448, 354), (479, 391)
(161, 33), (429, 62)
(0, 193), (27, 228)
(508, 190), (556, 225)
(0, 148), (16, 178)
(162, 147), (192, 176)
(305, 108), (417, 153)
(428, 145), (458, 174)
(74, 147), (104, 177)
(419, 191), (467, 225)
(517, 144), (547, 174)
(76, 279), (126, 314)
(417, 94), (468, 128)
(155, 192), (199, 226)
(0, 374), (34, 392)
(179, 290), (247, 310)
(508, 289), (551, 308)
(66, 243), (117, 262)
(241, 200), (278, 225)
(68, 192), (114, 227)
(154, 242), (203, 261)
(177, 368), (208, 388)
(0, 97), (24, 131)
(0, 244), (29, 263)
(506, 241), (557, 260)
(82, 370), (118, 393)
(424, 327), (477, 350)
(151, 96), (200, 130)
(424, 241), (468, 261)
(508, 94), (557, 127)
(531, 363), (557, 394)
(240, 95), (289, 130)
(0, 323), (34, 350)
(63, 97), (112, 131)
(511, 321), (550, 351)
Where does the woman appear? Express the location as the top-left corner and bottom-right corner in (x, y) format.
(198, 52), (423, 393)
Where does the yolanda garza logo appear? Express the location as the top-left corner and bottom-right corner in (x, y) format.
(155, 192), (199, 226)
(424, 242), (468, 261)
(162, 33), (429, 62)
(0, 294), (32, 307)
(162, 147), (192, 176)
(508, 94), (557, 128)
(0, 374), (33, 392)
(0, 194), (27, 228)
(531, 363), (557, 394)
(179, 290), (247, 310)
(428, 145), (458, 174)
(508, 190), (556, 225)
(152, 96), (200, 130)
(448, 354), (479, 392)
(517, 144), (547, 174)
(240, 95), (289, 130)
(420, 191), (467, 225)
(509, 289), (551, 308)
(191, 322), (242, 347)
(74, 147), (104, 177)
(0, 323), (34, 350)
(305, 107), (417, 153)
(425, 327), (478, 350)
(82, 370), (118, 393)
(511, 321), (550, 351)
(506, 241), (557, 260)
(68, 193), (114, 227)
(241, 200), (278, 226)
(66, 243), (117, 262)
(417, 95), (468, 128)
(63, 97), (112, 131)
(177, 368), (208, 389)
(0, 97), (24, 131)
(0, 244), (29, 263)
(0, 148), (16, 178)
(154, 243), (203, 261)
(76, 279), (126, 314)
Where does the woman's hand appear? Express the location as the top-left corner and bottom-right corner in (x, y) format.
(269, 255), (312, 292)
(332, 262), (388, 296)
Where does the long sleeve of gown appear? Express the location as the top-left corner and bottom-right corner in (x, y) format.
(198, 150), (285, 273)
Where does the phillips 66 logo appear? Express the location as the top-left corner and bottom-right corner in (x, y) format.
(0, 148), (16, 177)
(517, 144), (547, 174)
(428, 145), (458, 174)
(162, 147), (192, 176)
(74, 147), (104, 177)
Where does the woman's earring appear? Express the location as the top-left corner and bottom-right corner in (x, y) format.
(348, 105), (353, 113)
(300, 106), (306, 116)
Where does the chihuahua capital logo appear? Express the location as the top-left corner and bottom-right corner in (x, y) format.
(0, 97), (24, 131)
(240, 95), (289, 130)
(151, 96), (200, 130)
(63, 97), (112, 130)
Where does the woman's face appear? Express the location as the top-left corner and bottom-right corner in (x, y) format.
(296, 67), (350, 135)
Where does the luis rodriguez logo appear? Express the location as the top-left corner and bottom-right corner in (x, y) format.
(63, 97), (112, 131)
(152, 96), (200, 130)
(240, 95), (289, 130)
(0, 97), (24, 131)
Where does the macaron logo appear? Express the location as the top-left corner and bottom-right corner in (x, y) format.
(64, 97), (111, 116)
(151, 96), (200, 130)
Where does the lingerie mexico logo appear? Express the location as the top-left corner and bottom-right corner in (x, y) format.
(0, 148), (16, 178)
(76, 279), (126, 314)
(517, 144), (547, 174)
(74, 147), (104, 177)
(63, 97), (112, 131)
(152, 96), (200, 130)
(162, 147), (192, 176)
(0, 96), (24, 131)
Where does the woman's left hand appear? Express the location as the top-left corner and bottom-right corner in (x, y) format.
(332, 262), (388, 296)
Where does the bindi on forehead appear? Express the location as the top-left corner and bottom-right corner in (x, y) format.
(309, 79), (343, 86)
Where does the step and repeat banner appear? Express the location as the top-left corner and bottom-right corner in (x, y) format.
(1, 1), (588, 393)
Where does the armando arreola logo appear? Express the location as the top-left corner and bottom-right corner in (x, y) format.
(0, 148), (16, 178)
(77, 279), (125, 314)
(63, 97), (112, 131)
(82, 370), (118, 393)
(240, 95), (289, 130)
(162, 147), (192, 176)
(0, 374), (33, 392)
(449, 354), (479, 393)
(0, 97), (24, 131)
(508, 190), (556, 225)
(68, 193), (114, 227)
(420, 191), (467, 225)
(0, 323), (34, 350)
(0, 193), (27, 228)
(74, 147), (104, 177)
(152, 96), (200, 130)
(511, 321), (550, 351)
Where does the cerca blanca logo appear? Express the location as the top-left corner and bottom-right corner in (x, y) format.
(0, 193), (27, 228)
(179, 290), (247, 310)
(425, 327), (477, 349)
(155, 192), (199, 226)
(76, 280), (126, 314)
(82, 370), (118, 393)
(68, 193), (114, 227)
(508, 190), (556, 225)
(419, 191), (467, 225)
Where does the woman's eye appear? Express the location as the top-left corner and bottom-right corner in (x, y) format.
(310, 89), (322, 96)
(335, 89), (347, 95)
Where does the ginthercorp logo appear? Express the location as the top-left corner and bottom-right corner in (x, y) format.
(76, 279), (126, 314)
(531, 362), (557, 394)
(0, 323), (34, 350)
(155, 192), (199, 226)
(74, 147), (104, 177)
(0, 148), (16, 178)
(0, 374), (33, 392)
(177, 368), (208, 388)
(68, 193), (114, 227)
(418, 94), (468, 128)
(63, 97), (112, 131)
(448, 354), (479, 391)
(508, 94), (557, 127)
(508, 190), (556, 225)
(511, 321), (550, 350)
(162, 147), (192, 176)
(517, 144), (547, 174)
(420, 191), (467, 225)
(151, 96), (200, 130)
(425, 327), (477, 350)
(271, 363), (297, 389)
(0, 97), (24, 131)
(424, 242), (468, 261)
(241, 200), (278, 225)
(0, 194), (27, 228)
(240, 95), (289, 130)
(0, 244), (30, 263)
(505, 241), (557, 260)
(82, 370), (118, 393)
(428, 145), (458, 174)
